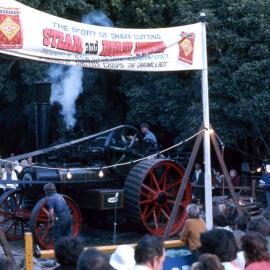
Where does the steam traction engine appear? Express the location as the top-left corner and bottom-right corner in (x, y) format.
(0, 125), (191, 249)
(0, 85), (191, 250)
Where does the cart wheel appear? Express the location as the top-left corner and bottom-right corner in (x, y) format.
(0, 188), (31, 240)
(30, 195), (82, 250)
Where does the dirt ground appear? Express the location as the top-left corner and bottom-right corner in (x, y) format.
(1, 224), (144, 270)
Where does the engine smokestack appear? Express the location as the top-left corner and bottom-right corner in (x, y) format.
(33, 81), (51, 162)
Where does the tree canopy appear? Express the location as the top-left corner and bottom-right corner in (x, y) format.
(0, 0), (269, 161)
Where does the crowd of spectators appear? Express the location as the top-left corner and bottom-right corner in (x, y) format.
(1, 207), (270, 270)
(45, 234), (164, 270)
(186, 205), (270, 270)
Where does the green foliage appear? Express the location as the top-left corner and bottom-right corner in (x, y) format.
(21, 0), (92, 19)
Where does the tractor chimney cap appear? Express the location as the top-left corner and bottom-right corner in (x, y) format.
(32, 81), (52, 104)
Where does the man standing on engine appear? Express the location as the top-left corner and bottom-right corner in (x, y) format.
(141, 123), (158, 154)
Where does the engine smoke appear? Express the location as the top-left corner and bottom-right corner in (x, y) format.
(48, 11), (113, 128)
(48, 65), (83, 128)
(82, 10), (113, 26)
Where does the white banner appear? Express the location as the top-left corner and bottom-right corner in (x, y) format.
(0, 0), (203, 71)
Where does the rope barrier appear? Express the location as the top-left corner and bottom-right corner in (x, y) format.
(0, 128), (263, 185)
(0, 129), (205, 184)
(100, 129), (205, 170)
(214, 133), (264, 162)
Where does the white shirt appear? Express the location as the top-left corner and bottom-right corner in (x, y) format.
(222, 260), (243, 270)
(236, 251), (246, 270)
(195, 169), (201, 182)
(133, 265), (152, 270)
(1, 171), (18, 189)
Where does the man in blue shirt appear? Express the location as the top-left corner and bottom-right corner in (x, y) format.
(44, 183), (72, 243)
(262, 164), (270, 211)
(141, 123), (158, 154)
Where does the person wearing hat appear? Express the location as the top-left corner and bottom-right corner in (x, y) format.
(43, 183), (72, 243)
(110, 245), (136, 270)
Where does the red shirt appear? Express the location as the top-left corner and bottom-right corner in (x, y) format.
(245, 261), (270, 270)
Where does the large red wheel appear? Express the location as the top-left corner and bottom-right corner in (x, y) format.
(124, 159), (191, 236)
(0, 188), (31, 240)
(29, 195), (82, 250)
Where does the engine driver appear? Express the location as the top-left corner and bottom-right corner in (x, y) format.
(140, 123), (158, 154)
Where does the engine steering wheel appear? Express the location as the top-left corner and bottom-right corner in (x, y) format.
(104, 126), (142, 153)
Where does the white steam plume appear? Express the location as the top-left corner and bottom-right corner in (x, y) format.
(48, 11), (113, 128)
(48, 65), (83, 128)
(82, 10), (113, 26)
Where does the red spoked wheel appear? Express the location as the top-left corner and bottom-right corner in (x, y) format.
(29, 195), (82, 250)
(124, 159), (191, 236)
(0, 188), (31, 240)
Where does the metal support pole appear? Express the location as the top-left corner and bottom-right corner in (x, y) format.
(221, 145), (225, 200)
(25, 232), (33, 270)
(113, 192), (119, 245)
(200, 13), (213, 230)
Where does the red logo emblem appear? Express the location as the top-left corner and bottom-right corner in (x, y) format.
(0, 7), (23, 49)
(178, 32), (194, 65)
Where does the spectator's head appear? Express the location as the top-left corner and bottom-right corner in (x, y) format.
(265, 164), (270, 173)
(5, 163), (13, 173)
(200, 229), (238, 262)
(195, 163), (201, 170)
(241, 232), (269, 263)
(213, 214), (228, 227)
(27, 156), (33, 165)
(0, 256), (16, 270)
(135, 235), (165, 270)
(110, 245), (135, 270)
(77, 248), (111, 270)
(43, 183), (57, 196)
(229, 169), (237, 177)
(21, 159), (28, 167)
(186, 204), (200, 218)
(141, 123), (150, 134)
(192, 254), (224, 270)
(234, 214), (249, 231)
(55, 237), (83, 266)
(247, 216), (270, 236)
